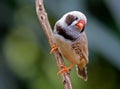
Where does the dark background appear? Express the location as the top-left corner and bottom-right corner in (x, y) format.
(0, 0), (120, 89)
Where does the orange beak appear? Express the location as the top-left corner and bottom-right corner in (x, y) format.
(76, 20), (85, 30)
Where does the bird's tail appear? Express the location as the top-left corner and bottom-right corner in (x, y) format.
(76, 65), (88, 81)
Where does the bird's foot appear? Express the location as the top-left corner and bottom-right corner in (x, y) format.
(57, 64), (74, 75)
(50, 44), (58, 54)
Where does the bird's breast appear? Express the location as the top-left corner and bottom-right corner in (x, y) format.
(54, 34), (80, 64)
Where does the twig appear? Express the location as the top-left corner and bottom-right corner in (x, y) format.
(35, 0), (73, 89)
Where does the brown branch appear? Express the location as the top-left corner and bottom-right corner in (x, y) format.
(35, 0), (73, 89)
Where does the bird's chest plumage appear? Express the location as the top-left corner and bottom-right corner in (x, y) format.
(54, 34), (80, 64)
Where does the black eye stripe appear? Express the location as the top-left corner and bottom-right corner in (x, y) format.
(65, 14), (76, 26)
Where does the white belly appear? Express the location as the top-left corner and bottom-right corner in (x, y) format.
(54, 34), (80, 64)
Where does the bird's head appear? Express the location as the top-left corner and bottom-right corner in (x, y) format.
(54, 11), (87, 41)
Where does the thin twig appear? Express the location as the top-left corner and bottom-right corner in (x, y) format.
(35, 0), (73, 89)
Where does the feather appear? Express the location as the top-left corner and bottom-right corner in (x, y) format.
(71, 32), (88, 81)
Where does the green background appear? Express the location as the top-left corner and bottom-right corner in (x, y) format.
(0, 0), (120, 89)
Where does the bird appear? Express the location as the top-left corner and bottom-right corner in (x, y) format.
(50, 11), (88, 81)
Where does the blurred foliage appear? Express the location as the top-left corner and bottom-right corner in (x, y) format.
(0, 0), (120, 89)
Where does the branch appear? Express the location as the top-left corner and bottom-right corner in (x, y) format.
(35, 0), (73, 89)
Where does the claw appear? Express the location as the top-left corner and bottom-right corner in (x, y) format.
(60, 65), (67, 69)
(57, 64), (75, 75)
(50, 44), (58, 54)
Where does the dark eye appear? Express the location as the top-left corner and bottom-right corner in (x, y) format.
(75, 17), (78, 20)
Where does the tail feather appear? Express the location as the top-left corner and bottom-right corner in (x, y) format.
(76, 65), (88, 81)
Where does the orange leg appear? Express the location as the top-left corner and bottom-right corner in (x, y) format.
(57, 64), (75, 75)
(50, 44), (58, 54)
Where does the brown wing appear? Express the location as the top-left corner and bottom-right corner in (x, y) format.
(71, 32), (88, 64)
(71, 32), (88, 81)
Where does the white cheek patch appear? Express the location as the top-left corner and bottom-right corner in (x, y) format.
(71, 20), (78, 26)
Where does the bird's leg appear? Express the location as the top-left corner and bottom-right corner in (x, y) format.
(57, 64), (75, 75)
(50, 44), (58, 54)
